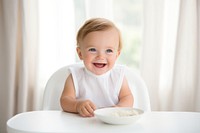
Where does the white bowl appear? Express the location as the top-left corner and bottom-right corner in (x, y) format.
(94, 107), (144, 125)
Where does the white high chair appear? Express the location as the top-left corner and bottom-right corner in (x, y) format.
(42, 63), (151, 111)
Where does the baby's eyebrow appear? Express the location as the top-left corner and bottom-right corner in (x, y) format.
(85, 46), (95, 49)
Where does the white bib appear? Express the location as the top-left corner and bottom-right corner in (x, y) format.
(69, 64), (125, 108)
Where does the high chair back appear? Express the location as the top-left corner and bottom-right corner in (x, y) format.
(42, 63), (151, 111)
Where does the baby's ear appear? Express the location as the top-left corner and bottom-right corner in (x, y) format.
(116, 50), (121, 57)
(76, 47), (83, 60)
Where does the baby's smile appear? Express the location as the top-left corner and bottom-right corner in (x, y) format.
(93, 63), (107, 68)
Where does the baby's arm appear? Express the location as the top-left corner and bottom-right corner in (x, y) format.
(116, 77), (134, 107)
(60, 74), (96, 117)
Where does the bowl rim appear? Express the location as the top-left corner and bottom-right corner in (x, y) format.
(94, 107), (144, 118)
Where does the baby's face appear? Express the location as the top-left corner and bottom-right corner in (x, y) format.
(77, 28), (120, 75)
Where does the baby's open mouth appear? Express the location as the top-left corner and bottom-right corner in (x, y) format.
(93, 63), (106, 68)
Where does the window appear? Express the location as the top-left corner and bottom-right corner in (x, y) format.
(113, 0), (143, 69)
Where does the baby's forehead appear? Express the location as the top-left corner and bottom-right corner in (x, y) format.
(80, 30), (120, 49)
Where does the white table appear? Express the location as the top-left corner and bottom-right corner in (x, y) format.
(7, 110), (200, 133)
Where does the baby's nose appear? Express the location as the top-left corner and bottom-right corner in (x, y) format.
(96, 51), (105, 59)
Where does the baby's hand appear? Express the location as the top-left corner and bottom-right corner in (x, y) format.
(76, 100), (96, 117)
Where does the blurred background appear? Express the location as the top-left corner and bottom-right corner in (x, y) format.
(0, 0), (199, 132)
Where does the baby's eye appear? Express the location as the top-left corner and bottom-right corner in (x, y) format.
(88, 48), (96, 52)
(106, 49), (113, 54)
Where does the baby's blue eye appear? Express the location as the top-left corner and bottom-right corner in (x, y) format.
(106, 49), (113, 53)
(88, 48), (96, 52)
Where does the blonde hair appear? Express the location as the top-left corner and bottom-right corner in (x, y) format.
(76, 18), (123, 51)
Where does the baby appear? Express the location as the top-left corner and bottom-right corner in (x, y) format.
(60, 18), (133, 117)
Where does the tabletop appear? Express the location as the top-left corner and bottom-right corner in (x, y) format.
(7, 110), (200, 133)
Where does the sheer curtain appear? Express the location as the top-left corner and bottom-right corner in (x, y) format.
(85, 0), (113, 19)
(0, 0), (75, 132)
(141, 0), (200, 111)
(37, 0), (76, 108)
(0, 0), (38, 132)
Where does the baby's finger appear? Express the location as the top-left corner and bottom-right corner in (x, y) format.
(81, 107), (92, 117)
(90, 102), (96, 111)
(85, 105), (94, 115)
